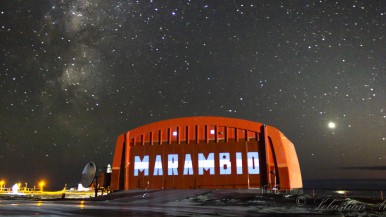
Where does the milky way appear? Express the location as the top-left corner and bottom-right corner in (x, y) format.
(0, 1), (385, 188)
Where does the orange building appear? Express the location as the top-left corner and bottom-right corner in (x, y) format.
(110, 116), (302, 191)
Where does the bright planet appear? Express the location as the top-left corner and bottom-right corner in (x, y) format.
(328, 122), (336, 129)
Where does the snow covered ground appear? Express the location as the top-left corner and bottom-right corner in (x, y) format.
(1, 189), (386, 216)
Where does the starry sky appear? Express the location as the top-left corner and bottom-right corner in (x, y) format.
(0, 0), (385, 189)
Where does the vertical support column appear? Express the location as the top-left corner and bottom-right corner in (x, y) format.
(205, 125), (209, 143)
(150, 132), (153, 146)
(177, 126), (180, 144)
(225, 126), (229, 143)
(186, 126), (190, 144)
(196, 125), (199, 144)
(124, 132), (131, 190)
(235, 128), (239, 142)
(258, 125), (267, 189)
(168, 128), (172, 145)
(159, 129), (162, 145)
(215, 126), (218, 143)
(263, 125), (271, 189)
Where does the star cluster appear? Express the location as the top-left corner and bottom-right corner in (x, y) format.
(0, 0), (385, 188)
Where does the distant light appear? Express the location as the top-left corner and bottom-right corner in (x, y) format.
(210, 129), (215, 135)
(172, 131), (177, 136)
(12, 184), (19, 194)
(335, 190), (347, 195)
(80, 200), (85, 209)
(39, 180), (46, 192)
(328, 122), (336, 129)
(0, 180), (5, 191)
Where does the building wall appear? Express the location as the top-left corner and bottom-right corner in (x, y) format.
(110, 116), (302, 191)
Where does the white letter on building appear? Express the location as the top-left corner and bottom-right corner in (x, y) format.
(153, 155), (163, 176)
(168, 154), (178, 175)
(183, 154), (194, 175)
(219, 152), (231, 174)
(198, 153), (215, 175)
(247, 152), (259, 174)
(134, 155), (149, 176)
(236, 152), (243, 174)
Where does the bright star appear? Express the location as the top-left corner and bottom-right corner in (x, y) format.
(328, 122), (336, 129)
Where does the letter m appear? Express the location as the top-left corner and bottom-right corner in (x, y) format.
(134, 155), (149, 176)
(198, 153), (215, 175)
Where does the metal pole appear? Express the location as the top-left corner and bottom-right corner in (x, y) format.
(94, 175), (98, 197)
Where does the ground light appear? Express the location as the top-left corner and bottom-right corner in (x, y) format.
(39, 181), (46, 192)
(0, 180), (4, 190)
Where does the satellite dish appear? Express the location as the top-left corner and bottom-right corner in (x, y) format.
(81, 161), (97, 187)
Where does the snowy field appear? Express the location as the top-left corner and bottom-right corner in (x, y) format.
(1, 189), (386, 216)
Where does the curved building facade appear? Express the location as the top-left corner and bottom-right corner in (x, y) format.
(110, 116), (302, 191)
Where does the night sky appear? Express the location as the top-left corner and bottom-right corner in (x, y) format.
(1, 1), (385, 189)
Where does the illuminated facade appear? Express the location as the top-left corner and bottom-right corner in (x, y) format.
(110, 116), (302, 191)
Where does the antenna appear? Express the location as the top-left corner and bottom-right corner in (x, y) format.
(81, 161), (97, 188)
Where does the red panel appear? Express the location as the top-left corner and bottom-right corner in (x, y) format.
(130, 138), (135, 146)
(217, 126), (226, 141)
(124, 132), (131, 190)
(135, 135), (142, 146)
(179, 126), (187, 144)
(161, 128), (168, 143)
(110, 133), (125, 191)
(144, 132), (151, 144)
(266, 126), (303, 190)
(237, 129), (246, 141)
(153, 130), (160, 145)
(169, 126), (177, 143)
(227, 127), (236, 141)
(207, 125), (215, 141)
(248, 131), (257, 141)
(188, 126), (195, 143)
(197, 125), (205, 142)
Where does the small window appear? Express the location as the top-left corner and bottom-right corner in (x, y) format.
(172, 131), (178, 136)
(210, 129), (215, 135)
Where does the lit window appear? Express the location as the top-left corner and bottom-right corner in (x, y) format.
(210, 129), (215, 135)
(172, 131), (178, 136)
